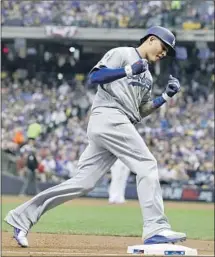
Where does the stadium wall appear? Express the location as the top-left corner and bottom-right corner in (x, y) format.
(2, 26), (214, 42)
(2, 173), (214, 203)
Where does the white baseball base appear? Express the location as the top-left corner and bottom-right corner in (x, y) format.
(127, 244), (198, 256)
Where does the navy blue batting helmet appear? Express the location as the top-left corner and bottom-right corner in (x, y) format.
(140, 26), (176, 56)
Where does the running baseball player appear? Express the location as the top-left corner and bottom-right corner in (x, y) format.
(5, 26), (186, 247)
(108, 159), (130, 204)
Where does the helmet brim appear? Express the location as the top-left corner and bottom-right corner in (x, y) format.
(140, 36), (176, 57)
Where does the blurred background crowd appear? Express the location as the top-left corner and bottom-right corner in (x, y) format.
(2, 0), (214, 29)
(1, 0), (214, 191)
(2, 60), (214, 188)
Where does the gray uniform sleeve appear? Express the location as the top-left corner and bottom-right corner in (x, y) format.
(90, 48), (123, 74)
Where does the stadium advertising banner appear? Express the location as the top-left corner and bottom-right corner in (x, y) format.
(44, 26), (78, 38)
(87, 182), (214, 203)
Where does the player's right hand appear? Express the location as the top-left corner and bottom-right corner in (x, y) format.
(125, 59), (148, 78)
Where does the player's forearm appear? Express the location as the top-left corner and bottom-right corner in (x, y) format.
(140, 95), (166, 117)
(88, 68), (126, 85)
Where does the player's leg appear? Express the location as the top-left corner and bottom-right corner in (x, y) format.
(32, 170), (40, 195)
(117, 164), (130, 203)
(109, 159), (130, 203)
(5, 141), (116, 246)
(19, 169), (32, 196)
(108, 159), (122, 203)
(97, 107), (186, 244)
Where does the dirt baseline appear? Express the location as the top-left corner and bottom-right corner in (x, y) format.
(2, 197), (214, 256)
(2, 232), (214, 256)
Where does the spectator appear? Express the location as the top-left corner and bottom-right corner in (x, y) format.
(19, 139), (40, 196)
(27, 120), (42, 140)
(13, 128), (25, 146)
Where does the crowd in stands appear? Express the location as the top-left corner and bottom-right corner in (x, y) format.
(1, 61), (214, 188)
(2, 0), (214, 29)
(1, 75), (93, 182)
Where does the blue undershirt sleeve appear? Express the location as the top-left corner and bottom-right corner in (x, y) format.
(152, 95), (166, 108)
(88, 67), (126, 85)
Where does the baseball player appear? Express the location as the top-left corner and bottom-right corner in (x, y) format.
(5, 26), (186, 247)
(108, 159), (130, 204)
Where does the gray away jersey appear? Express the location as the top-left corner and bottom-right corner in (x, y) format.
(90, 47), (153, 123)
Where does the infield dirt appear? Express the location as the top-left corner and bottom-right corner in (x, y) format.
(2, 197), (214, 256)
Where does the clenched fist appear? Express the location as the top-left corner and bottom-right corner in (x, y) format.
(125, 59), (148, 78)
(162, 75), (181, 101)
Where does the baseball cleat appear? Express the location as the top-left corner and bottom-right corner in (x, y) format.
(13, 227), (29, 247)
(144, 230), (186, 245)
(108, 199), (126, 204)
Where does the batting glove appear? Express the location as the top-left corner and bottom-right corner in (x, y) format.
(162, 75), (181, 101)
(125, 59), (148, 78)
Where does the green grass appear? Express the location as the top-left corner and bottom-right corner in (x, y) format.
(2, 201), (214, 240)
